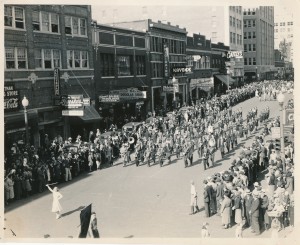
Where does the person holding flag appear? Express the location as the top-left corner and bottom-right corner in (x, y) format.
(46, 184), (63, 219)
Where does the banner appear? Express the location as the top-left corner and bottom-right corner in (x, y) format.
(54, 68), (60, 96)
(78, 204), (92, 238)
(4, 84), (19, 111)
(284, 109), (294, 125)
(61, 95), (83, 109)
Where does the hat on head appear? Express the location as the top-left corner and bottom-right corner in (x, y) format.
(254, 182), (259, 187)
(245, 189), (251, 194)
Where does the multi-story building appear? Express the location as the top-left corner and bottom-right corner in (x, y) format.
(91, 22), (149, 125)
(183, 6), (244, 85)
(186, 33), (213, 102)
(243, 6), (275, 81)
(274, 14), (294, 63)
(4, 5), (95, 148)
(108, 19), (187, 113)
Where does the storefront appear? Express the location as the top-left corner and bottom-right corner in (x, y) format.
(189, 77), (214, 103)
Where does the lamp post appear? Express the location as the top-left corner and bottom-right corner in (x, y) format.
(277, 92), (286, 173)
(22, 96), (30, 146)
(172, 76), (177, 109)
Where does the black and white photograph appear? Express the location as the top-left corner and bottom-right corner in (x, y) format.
(1, 0), (299, 243)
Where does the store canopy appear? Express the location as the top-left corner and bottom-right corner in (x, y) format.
(214, 75), (236, 86)
(79, 106), (102, 123)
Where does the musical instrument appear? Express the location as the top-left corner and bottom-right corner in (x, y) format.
(128, 137), (135, 144)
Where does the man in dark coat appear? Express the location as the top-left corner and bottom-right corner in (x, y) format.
(244, 189), (253, 228)
(250, 191), (261, 235)
(203, 180), (211, 217)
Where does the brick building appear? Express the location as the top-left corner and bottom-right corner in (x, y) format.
(4, 5), (96, 148)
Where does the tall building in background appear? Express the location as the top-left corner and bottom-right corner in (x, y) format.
(188, 6), (244, 84)
(274, 14), (293, 64)
(243, 6), (275, 81)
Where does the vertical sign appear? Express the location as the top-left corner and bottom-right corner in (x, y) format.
(163, 43), (169, 78)
(4, 84), (19, 111)
(54, 68), (60, 96)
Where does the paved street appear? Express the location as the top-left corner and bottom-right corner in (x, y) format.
(4, 94), (294, 239)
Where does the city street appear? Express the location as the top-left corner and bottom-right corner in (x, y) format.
(4, 94), (294, 239)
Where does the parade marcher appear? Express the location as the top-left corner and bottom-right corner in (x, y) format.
(46, 184), (63, 219)
(88, 212), (100, 238)
(244, 189), (253, 228)
(250, 190), (261, 235)
(203, 180), (211, 217)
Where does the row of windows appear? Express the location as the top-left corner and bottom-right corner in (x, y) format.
(4, 6), (87, 37)
(229, 6), (242, 14)
(100, 53), (146, 77)
(243, 20), (256, 28)
(230, 17), (242, 29)
(5, 47), (89, 69)
(151, 36), (185, 54)
(275, 22), (293, 27)
(275, 28), (293, 33)
(243, 9), (256, 15)
(230, 33), (242, 45)
(187, 56), (210, 69)
(244, 44), (256, 52)
(244, 57), (256, 65)
(244, 31), (256, 39)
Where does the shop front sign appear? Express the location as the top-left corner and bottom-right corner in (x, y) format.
(163, 43), (170, 78)
(4, 84), (19, 111)
(61, 95), (83, 109)
(54, 68), (60, 96)
(99, 95), (120, 103)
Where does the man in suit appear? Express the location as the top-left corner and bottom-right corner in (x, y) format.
(216, 177), (224, 215)
(250, 190), (261, 235)
(203, 180), (211, 217)
(244, 189), (253, 228)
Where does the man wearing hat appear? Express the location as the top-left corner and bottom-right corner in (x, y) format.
(244, 189), (253, 229)
(250, 190), (261, 235)
(203, 180), (211, 217)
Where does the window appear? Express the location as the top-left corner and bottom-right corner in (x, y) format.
(230, 16), (232, 26)
(244, 44), (247, 52)
(32, 11), (40, 31)
(64, 16), (87, 36)
(244, 58), (247, 65)
(41, 12), (50, 32)
(244, 32), (247, 39)
(212, 32), (217, 38)
(4, 6), (25, 29)
(275, 23), (278, 26)
(230, 32), (233, 43)
(248, 32), (252, 39)
(253, 20), (256, 27)
(233, 33), (236, 44)
(117, 55), (133, 76)
(253, 31), (256, 38)
(253, 57), (256, 65)
(136, 55), (145, 75)
(5, 47), (27, 69)
(248, 20), (251, 27)
(233, 17), (235, 27)
(248, 44), (252, 51)
(244, 20), (247, 27)
(34, 49), (61, 69)
(32, 11), (59, 33)
(253, 44), (256, 51)
(248, 58), (252, 65)
(152, 63), (162, 77)
(67, 50), (88, 69)
(100, 53), (114, 77)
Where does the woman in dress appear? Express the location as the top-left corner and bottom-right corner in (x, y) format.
(46, 184), (63, 219)
(220, 192), (232, 229)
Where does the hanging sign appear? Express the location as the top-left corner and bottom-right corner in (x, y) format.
(4, 84), (19, 111)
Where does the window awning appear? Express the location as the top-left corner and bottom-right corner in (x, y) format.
(214, 75), (236, 85)
(79, 106), (102, 123)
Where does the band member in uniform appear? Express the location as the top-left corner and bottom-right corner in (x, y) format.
(46, 184), (63, 219)
(156, 144), (164, 167)
(203, 145), (209, 170)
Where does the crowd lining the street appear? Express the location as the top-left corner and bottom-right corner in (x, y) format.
(4, 80), (294, 237)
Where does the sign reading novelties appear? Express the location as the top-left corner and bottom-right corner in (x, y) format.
(163, 43), (170, 78)
(4, 84), (19, 111)
(54, 68), (60, 96)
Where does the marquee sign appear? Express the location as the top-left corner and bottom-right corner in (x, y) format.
(61, 95), (83, 109)
(172, 67), (192, 73)
(227, 51), (243, 59)
(4, 84), (19, 111)
(99, 95), (120, 103)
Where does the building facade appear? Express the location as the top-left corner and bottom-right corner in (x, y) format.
(243, 6), (275, 81)
(4, 5), (95, 149)
(92, 22), (149, 126)
(186, 33), (213, 103)
(109, 19), (187, 114)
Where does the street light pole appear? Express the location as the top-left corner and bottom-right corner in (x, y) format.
(22, 96), (30, 146)
(172, 76), (177, 109)
(277, 92), (286, 173)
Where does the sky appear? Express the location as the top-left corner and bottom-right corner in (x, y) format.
(90, 1), (297, 42)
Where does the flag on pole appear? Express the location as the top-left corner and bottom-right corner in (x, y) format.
(78, 204), (92, 238)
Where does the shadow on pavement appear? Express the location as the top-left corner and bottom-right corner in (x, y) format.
(61, 205), (85, 218)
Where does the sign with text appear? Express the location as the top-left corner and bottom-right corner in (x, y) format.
(163, 86), (174, 93)
(54, 68), (60, 96)
(172, 67), (192, 74)
(62, 110), (84, 116)
(163, 44), (170, 78)
(271, 127), (281, 139)
(4, 84), (19, 111)
(83, 98), (91, 106)
(227, 51), (243, 59)
(284, 109), (294, 125)
(119, 90), (146, 100)
(99, 95), (120, 103)
(61, 95), (83, 109)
